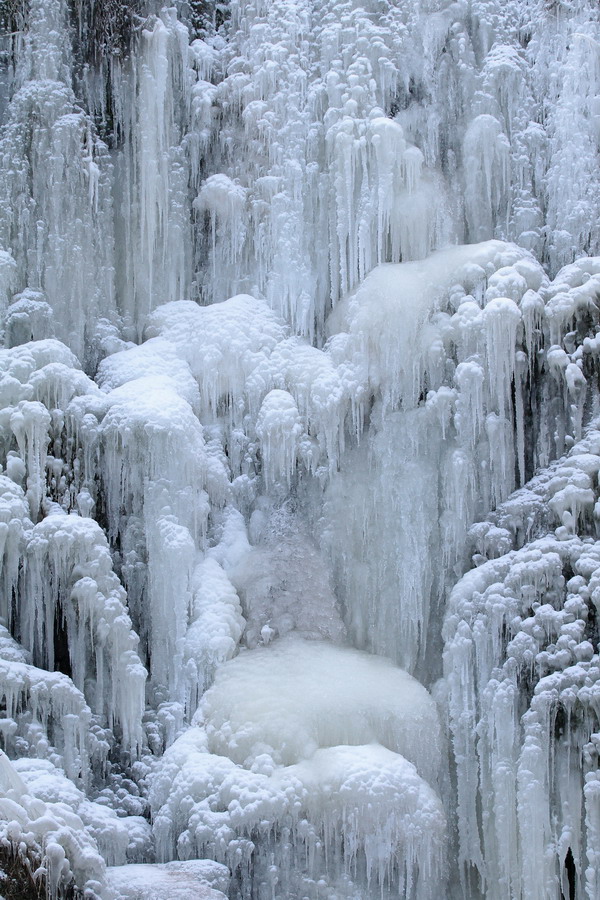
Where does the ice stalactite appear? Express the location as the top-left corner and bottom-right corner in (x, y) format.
(114, 8), (195, 329)
(542, 26), (600, 272)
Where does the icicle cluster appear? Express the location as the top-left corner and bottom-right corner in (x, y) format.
(445, 420), (600, 898)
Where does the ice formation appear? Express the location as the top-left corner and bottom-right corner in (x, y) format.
(150, 638), (446, 900)
(1, 0), (600, 898)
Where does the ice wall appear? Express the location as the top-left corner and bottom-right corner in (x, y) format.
(0, 0), (117, 365)
(1, 0), (600, 898)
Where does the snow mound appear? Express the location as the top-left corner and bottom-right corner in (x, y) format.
(199, 636), (441, 783)
(97, 337), (201, 412)
(106, 860), (228, 900)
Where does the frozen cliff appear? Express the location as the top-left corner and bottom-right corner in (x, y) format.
(0, 0), (599, 897)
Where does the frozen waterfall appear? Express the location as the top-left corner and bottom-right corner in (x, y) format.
(0, 0), (600, 898)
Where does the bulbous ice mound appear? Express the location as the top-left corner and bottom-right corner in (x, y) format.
(199, 636), (441, 785)
(152, 638), (445, 898)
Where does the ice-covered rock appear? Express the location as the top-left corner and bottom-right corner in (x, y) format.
(0, 749), (107, 898)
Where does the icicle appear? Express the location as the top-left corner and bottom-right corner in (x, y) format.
(9, 400), (50, 520)
(256, 390), (302, 488)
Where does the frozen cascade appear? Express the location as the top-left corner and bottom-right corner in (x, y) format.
(0, 0), (600, 898)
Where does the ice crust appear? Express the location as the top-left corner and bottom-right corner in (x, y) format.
(1, 0), (600, 897)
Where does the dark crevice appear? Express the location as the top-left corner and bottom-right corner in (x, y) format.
(53, 607), (72, 679)
(562, 847), (576, 900)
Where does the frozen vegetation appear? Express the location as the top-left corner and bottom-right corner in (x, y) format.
(0, 0), (599, 897)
